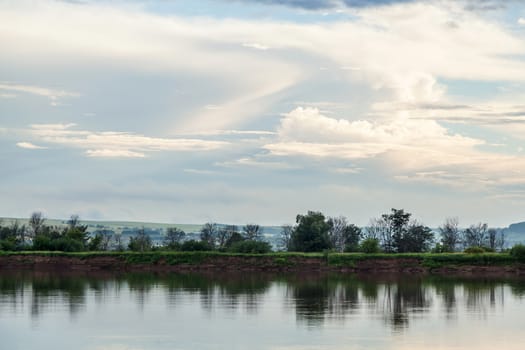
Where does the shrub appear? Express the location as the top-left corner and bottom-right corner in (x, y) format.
(510, 244), (525, 262)
(431, 243), (446, 254)
(228, 240), (272, 254)
(360, 238), (380, 254)
(181, 240), (213, 251)
(464, 246), (485, 254)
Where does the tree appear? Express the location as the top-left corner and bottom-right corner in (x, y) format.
(67, 214), (80, 229)
(327, 216), (362, 252)
(243, 224), (263, 241)
(217, 225), (238, 249)
(400, 223), (434, 253)
(439, 217), (461, 252)
(128, 227), (152, 252)
(327, 216), (348, 252)
(369, 209), (410, 253)
(463, 223), (488, 248)
(164, 227), (186, 249)
(200, 222), (218, 248)
(113, 234), (125, 251)
(343, 224), (362, 252)
(29, 212), (45, 238)
(369, 209), (433, 253)
(279, 225), (293, 251)
(290, 211), (331, 252)
(360, 238), (380, 253)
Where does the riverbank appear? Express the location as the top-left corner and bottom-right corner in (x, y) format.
(0, 251), (524, 276)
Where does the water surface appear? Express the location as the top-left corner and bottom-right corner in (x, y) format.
(1, 271), (524, 350)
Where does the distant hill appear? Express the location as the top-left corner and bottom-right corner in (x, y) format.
(508, 222), (525, 234)
(0, 217), (284, 248)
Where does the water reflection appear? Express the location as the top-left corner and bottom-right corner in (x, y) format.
(0, 271), (523, 331)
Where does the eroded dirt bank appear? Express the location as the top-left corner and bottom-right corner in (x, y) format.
(1, 254), (524, 277)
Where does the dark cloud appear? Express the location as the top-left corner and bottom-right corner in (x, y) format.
(224, 0), (417, 9)
(222, 0), (517, 11)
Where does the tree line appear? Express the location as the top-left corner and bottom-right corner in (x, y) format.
(279, 209), (505, 253)
(0, 209), (509, 253)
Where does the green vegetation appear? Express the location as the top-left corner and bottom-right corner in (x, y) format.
(510, 244), (525, 262)
(0, 209), (521, 273)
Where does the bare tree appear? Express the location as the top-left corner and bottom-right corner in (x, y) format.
(243, 224), (263, 241)
(279, 225), (293, 251)
(463, 223), (488, 248)
(217, 225), (238, 249)
(67, 214), (82, 229)
(327, 216), (348, 252)
(164, 227), (186, 248)
(364, 217), (383, 240)
(200, 222), (218, 248)
(439, 217), (461, 252)
(113, 234), (124, 251)
(100, 232), (113, 251)
(29, 212), (45, 238)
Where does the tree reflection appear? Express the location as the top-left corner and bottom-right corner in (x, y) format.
(0, 270), (523, 331)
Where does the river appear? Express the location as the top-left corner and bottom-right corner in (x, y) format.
(0, 271), (524, 350)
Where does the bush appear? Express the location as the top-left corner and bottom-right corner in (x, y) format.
(360, 238), (380, 254)
(228, 240), (272, 254)
(431, 243), (446, 254)
(0, 239), (16, 251)
(181, 240), (213, 251)
(464, 246), (485, 254)
(510, 244), (525, 261)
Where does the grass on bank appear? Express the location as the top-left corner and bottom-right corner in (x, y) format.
(0, 251), (522, 267)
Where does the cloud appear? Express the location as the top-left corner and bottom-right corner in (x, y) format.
(25, 124), (229, 158)
(266, 106), (481, 166)
(519, 18), (525, 26)
(264, 107), (525, 190)
(242, 43), (270, 50)
(85, 149), (145, 158)
(16, 142), (47, 150)
(0, 82), (79, 105)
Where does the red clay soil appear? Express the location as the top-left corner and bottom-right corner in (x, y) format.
(1, 254), (525, 277)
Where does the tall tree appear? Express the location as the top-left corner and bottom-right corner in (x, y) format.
(29, 212), (45, 238)
(128, 227), (152, 252)
(279, 225), (293, 251)
(164, 227), (186, 249)
(370, 209), (433, 253)
(200, 222), (218, 248)
(217, 225), (238, 249)
(439, 217), (461, 252)
(327, 216), (348, 252)
(290, 211), (331, 252)
(463, 223), (488, 248)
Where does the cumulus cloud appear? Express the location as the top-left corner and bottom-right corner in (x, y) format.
(264, 107), (525, 190)
(267, 107), (481, 166)
(26, 124), (229, 158)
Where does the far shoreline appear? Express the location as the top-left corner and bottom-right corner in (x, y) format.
(0, 251), (524, 277)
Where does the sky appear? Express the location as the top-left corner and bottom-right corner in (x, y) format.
(2, 0), (525, 227)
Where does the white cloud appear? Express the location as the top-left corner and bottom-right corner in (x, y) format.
(264, 107), (525, 190)
(26, 124), (229, 158)
(0, 82), (79, 105)
(267, 107), (481, 166)
(242, 42), (270, 50)
(2, 0), (525, 130)
(216, 157), (297, 169)
(16, 141), (47, 150)
(85, 149), (145, 158)
(518, 18), (525, 26)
